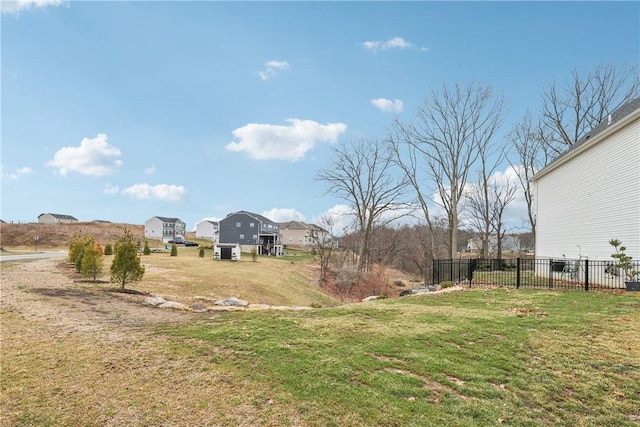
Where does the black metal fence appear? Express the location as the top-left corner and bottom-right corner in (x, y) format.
(432, 257), (640, 291)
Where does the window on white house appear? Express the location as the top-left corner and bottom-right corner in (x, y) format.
(239, 234), (244, 239)
(250, 222), (255, 227)
(236, 222), (241, 227)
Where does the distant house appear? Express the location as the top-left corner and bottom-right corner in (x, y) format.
(144, 216), (186, 243)
(38, 213), (78, 224)
(195, 219), (219, 242)
(218, 211), (283, 255)
(466, 235), (522, 254)
(279, 221), (326, 250)
(533, 98), (640, 263)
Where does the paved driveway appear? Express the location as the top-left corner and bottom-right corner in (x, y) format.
(0, 251), (68, 263)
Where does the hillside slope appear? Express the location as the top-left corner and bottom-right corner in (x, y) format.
(0, 222), (146, 249)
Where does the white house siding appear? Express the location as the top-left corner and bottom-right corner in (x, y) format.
(195, 220), (219, 241)
(144, 217), (164, 240)
(536, 112), (640, 262)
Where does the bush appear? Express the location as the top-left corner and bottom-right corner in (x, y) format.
(170, 244), (178, 257)
(250, 248), (257, 262)
(143, 241), (151, 255)
(439, 281), (456, 289)
(199, 247), (205, 258)
(104, 243), (113, 255)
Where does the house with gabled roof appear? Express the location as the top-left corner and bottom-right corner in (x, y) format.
(195, 219), (219, 242)
(38, 213), (78, 224)
(533, 98), (640, 264)
(279, 220), (327, 250)
(218, 211), (283, 255)
(144, 216), (186, 243)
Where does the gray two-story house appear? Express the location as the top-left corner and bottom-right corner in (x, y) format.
(218, 211), (283, 255)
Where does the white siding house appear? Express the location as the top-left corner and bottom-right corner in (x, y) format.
(533, 98), (640, 263)
(195, 219), (219, 241)
(144, 216), (186, 243)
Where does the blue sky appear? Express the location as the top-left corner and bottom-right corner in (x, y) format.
(2, 1), (639, 231)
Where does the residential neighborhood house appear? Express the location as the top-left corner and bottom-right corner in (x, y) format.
(533, 98), (640, 283)
(195, 219), (220, 242)
(279, 221), (326, 250)
(144, 216), (186, 243)
(218, 211), (283, 255)
(38, 213), (78, 224)
(466, 235), (522, 254)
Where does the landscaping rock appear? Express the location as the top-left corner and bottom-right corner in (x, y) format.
(362, 296), (379, 302)
(144, 296), (167, 306)
(158, 301), (189, 310)
(215, 297), (249, 307)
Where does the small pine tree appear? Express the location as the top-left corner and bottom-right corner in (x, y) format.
(143, 241), (151, 255)
(104, 243), (113, 255)
(170, 244), (178, 257)
(198, 247), (205, 258)
(110, 227), (145, 289)
(81, 243), (104, 282)
(250, 247), (258, 262)
(68, 232), (95, 272)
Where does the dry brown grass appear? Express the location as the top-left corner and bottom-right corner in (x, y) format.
(134, 249), (338, 307)
(0, 222), (146, 250)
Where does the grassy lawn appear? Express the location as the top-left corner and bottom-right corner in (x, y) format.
(3, 252), (639, 426)
(116, 246), (337, 307)
(158, 289), (639, 426)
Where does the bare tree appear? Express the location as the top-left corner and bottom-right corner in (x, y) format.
(312, 215), (338, 284)
(316, 138), (409, 273)
(463, 134), (507, 258)
(507, 111), (548, 248)
(540, 63), (640, 156)
(489, 174), (518, 260)
(391, 81), (506, 258)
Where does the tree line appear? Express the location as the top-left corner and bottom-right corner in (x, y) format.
(316, 63), (639, 280)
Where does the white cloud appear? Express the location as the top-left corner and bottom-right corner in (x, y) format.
(121, 183), (187, 203)
(48, 133), (123, 176)
(261, 208), (305, 223)
(103, 183), (119, 195)
(258, 60), (290, 80)
(226, 119), (347, 161)
(1, 0), (65, 14)
(311, 204), (356, 236)
(145, 164), (156, 175)
(360, 36), (428, 53)
(371, 98), (404, 113)
(3, 166), (34, 180)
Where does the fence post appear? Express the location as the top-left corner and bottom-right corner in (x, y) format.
(516, 258), (521, 289)
(584, 258), (589, 291)
(450, 259), (454, 283)
(548, 259), (553, 289)
(432, 259), (436, 284)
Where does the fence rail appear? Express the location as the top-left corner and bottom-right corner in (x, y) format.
(432, 257), (640, 291)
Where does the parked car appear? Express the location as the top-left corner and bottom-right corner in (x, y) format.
(184, 241), (199, 247)
(168, 239), (185, 244)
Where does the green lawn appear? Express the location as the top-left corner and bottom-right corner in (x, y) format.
(160, 289), (640, 426)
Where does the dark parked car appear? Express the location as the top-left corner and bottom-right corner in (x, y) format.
(184, 241), (199, 247)
(168, 239), (185, 244)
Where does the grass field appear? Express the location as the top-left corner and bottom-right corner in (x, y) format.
(3, 252), (639, 427)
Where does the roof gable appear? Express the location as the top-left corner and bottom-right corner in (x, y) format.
(534, 98), (640, 180)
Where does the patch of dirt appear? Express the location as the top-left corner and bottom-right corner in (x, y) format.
(1, 258), (202, 343)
